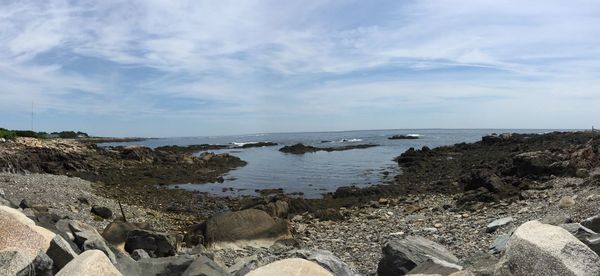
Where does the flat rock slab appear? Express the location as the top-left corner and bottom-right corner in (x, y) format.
(486, 217), (514, 233)
(377, 235), (459, 276)
(246, 258), (332, 276)
(56, 250), (122, 276)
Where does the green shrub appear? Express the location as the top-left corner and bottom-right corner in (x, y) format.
(0, 129), (16, 140)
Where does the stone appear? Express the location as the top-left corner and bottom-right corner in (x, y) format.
(0, 194), (17, 208)
(292, 249), (358, 276)
(68, 220), (117, 264)
(495, 220), (600, 275)
(56, 250), (122, 276)
(124, 229), (178, 257)
(137, 254), (196, 276)
(102, 221), (149, 251)
(18, 251), (54, 276)
(184, 222), (206, 246)
(377, 236), (459, 276)
(541, 212), (572, 225)
(486, 217), (514, 233)
(91, 205), (113, 219)
(576, 168), (590, 178)
(182, 255), (230, 276)
(111, 245), (142, 276)
(246, 258), (332, 276)
(0, 206), (54, 257)
(265, 200), (289, 218)
(0, 250), (37, 275)
(559, 223), (600, 255)
(489, 234), (510, 255)
(131, 249), (150, 260)
(229, 255), (259, 276)
(19, 199), (31, 209)
(204, 209), (291, 248)
(407, 257), (462, 275)
(46, 235), (79, 272)
(558, 196), (576, 208)
(581, 215), (600, 233)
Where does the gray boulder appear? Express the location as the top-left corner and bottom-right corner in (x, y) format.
(182, 255), (230, 276)
(377, 235), (459, 276)
(559, 223), (600, 255)
(124, 229), (178, 257)
(68, 220), (116, 264)
(46, 235), (78, 272)
(292, 249), (359, 276)
(17, 251), (53, 276)
(495, 220), (600, 275)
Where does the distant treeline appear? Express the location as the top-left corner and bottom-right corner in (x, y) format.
(0, 128), (89, 139)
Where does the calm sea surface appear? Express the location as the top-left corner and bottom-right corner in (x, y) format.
(100, 129), (559, 198)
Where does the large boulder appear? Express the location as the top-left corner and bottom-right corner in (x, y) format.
(56, 250), (122, 276)
(495, 220), (600, 275)
(102, 221), (143, 251)
(68, 220), (117, 263)
(204, 209), (291, 248)
(47, 235), (79, 273)
(377, 236), (459, 276)
(246, 258), (332, 276)
(0, 206), (54, 254)
(124, 229), (178, 257)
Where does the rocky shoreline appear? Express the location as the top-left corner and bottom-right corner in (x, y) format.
(1, 131), (600, 275)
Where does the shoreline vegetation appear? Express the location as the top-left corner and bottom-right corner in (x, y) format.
(1, 130), (600, 274)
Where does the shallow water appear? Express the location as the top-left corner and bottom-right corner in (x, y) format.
(100, 129), (559, 198)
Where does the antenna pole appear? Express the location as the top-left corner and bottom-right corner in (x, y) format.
(31, 101), (34, 131)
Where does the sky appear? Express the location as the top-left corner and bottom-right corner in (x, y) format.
(1, 0), (599, 137)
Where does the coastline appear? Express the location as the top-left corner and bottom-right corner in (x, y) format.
(1, 130), (600, 274)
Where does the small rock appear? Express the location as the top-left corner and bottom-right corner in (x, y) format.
(486, 217), (514, 233)
(131, 249), (150, 261)
(19, 199), (31, 209)
(489, 234), (510, 255)
(558, 196), (575, 208)
(91, 206), (113, 219)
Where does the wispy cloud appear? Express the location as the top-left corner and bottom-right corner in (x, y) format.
(0, 0), (599, 135)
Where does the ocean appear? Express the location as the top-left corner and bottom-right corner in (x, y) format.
(100, 129), (559, 198)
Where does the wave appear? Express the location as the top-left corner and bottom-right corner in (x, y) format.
(406, 134), (421, 137)
(339, 138), (363, 142)
(231, 142), (258, 146)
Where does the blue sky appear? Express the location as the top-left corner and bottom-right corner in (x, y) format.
(1, 0), (599, 137)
